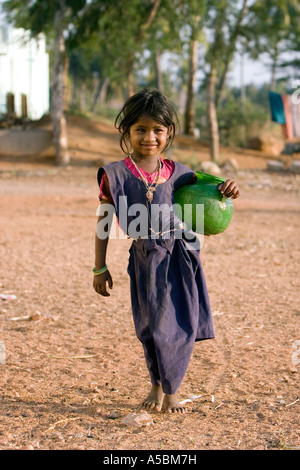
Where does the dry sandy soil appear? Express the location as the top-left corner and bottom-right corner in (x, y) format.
(0, 114), (299, 452)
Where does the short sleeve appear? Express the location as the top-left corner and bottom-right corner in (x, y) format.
(97, 168), (113, 202)
(173, 166), (196, 191)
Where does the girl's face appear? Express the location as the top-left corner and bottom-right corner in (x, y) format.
(128, 115), (172, 159)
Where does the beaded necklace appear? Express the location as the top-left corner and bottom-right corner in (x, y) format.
(129, 155), (162, 202)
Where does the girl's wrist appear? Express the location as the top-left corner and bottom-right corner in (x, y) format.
(93, 265), (108, 276)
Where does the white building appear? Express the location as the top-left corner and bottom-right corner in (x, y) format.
(0, 22), (49, 119)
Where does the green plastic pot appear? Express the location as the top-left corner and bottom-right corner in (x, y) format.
(174, 171), (234, 236)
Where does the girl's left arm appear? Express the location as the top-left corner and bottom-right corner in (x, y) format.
(189, 172), (240, 199)
(218, 179), (240, 199)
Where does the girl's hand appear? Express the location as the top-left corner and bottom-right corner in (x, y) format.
(218, 179), (240, 199)
(93, 270), (113, 297)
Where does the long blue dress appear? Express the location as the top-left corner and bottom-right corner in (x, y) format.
(97, 160), (214, 395)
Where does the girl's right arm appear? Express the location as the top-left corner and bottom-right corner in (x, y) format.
(93, 171), (114, 296)
(93, 218), (113, 296)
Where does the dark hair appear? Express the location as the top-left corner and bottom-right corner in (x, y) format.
(114, 88), (179, 154)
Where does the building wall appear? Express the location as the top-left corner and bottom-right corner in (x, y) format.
(0, 23), (49, 119)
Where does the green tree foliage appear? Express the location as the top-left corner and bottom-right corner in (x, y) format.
(69, 0), (162, 98)
(3, 0), (91, 165)
(203, 0), (249, 162)
(2, 0), (299, 161)
(3, 0), (88, 37)
(246, 0), (300, 89)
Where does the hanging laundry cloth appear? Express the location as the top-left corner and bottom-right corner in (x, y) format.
(269, 91), (300, 141)
(282, 94), (294, 140)
(290, 97), (300, 137)
(269, 91), (286, 124)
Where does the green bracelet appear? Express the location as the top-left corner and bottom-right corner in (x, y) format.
(93, 265), (108, 275)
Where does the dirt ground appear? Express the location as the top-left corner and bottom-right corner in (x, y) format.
(0, 114), (299, 451)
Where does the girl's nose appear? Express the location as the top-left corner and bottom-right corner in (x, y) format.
(144, 131), (156, 142)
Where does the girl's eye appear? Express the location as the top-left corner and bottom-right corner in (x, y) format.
(133, 127), (165, 133)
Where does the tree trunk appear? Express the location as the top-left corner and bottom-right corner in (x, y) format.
(207, 64), (220, 164)
(240, 48), (246, 112)
(90, 77), (109, 112)
(63, 55), (69, 111)
(154, 50), (163, 91)
(79, 83), (87, 111)
(216, 0), (249, 108)
(126, 0), (161, 97)
(126, 52), (135, 98)
(51, 0), (70, 166)
(71, 74), (78, 109)
(270, 46), (279, 91)
(184, 39), (198, 135)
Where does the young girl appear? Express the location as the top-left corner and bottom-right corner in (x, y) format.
(93, 88), (240, 413)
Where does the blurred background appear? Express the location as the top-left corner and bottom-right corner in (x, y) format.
(0, 2), (300, 451)
(0, 0), (299, 165)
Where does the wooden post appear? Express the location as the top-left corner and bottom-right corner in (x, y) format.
(6, 92), (15, 116)
(21, 94), (28, 118)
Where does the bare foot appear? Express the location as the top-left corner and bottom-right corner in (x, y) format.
(163, 394), (188, 413)
(142, 384), (165, 411)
